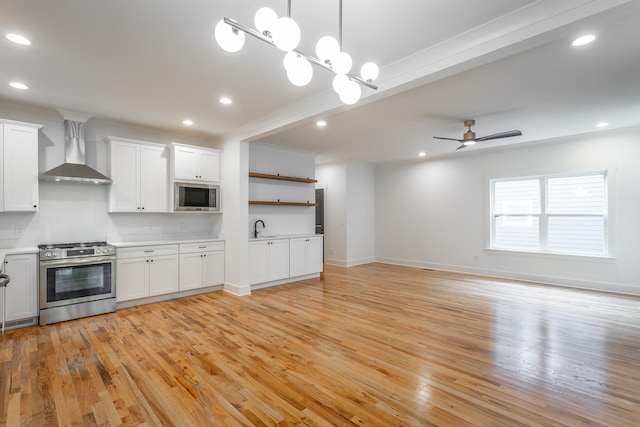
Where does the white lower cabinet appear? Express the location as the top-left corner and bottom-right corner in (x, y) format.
(179, 241), (225, 290)
(289, 236), (323, 277)
(2, 253), (38, 322)
(249, 239), (290, 285)
(116, 245), (178, 302)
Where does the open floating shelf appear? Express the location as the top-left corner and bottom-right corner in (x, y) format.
(249, 172), (317, 183)
(249, 200), (317, 207)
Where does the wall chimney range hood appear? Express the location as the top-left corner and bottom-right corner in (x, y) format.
(39, 110), (112, 184)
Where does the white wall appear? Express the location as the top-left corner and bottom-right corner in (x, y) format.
(221, 138), (250, 295)
(346, 162), (375, 266)
(316, 163), (347, 265)
(375, 126), (640, 295)
(316, 161), (375, 267)
(248, 142), (316, 238)
(0, 101), (222, 248)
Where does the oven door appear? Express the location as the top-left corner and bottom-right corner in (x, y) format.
(39, 256), (115, 309)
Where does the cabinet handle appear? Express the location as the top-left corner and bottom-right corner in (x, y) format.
(198, 246), (207, 249)
(150, 259), (154, 262)
(33, 205), (37, 208)
(144, 250), (154, 253)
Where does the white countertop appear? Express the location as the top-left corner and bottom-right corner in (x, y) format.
(111, 238), (224, 248)
(250, 233), (323, 241)
(0, 247), (39, 273)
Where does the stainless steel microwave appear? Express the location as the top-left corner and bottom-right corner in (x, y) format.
(174, 182), (220, 212)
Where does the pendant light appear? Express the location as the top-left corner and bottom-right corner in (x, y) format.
(214, 0), (379, 104)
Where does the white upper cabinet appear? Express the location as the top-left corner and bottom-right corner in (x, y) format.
(171, 143), (220, 183)
(1, 121), (41, 212)
(106, 137), (168, 213)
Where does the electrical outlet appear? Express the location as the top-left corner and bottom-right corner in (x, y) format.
(15, 225), (25, 236)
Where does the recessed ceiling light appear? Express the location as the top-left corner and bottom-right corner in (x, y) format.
(9, 82), (28, 90)
(572, 34), (595, 47)
(419, 152), (426, 157)
(316, 120), (326, 127)
(219, 97), (232, 105)
(182, 119), (194, 126)
(6, 33), (31, 45)
(596, 122), (609, 128)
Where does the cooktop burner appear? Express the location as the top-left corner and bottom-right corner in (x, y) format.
(37, 241), (108, 250)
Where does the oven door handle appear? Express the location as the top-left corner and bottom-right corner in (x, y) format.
(40, 256), (116, 267)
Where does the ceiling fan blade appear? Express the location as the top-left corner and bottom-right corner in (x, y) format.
(455, 144), (467, 151)
(476, 130), (522, 141)
(433, 136), (463, 142)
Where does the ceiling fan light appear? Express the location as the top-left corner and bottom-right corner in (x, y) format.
(215, 19), (245, 53)
(360, 62), (379, 82)
(463, 140), (476, 146)
(254, 7), (278, 35)
(272, 17), (301, 52)
(338, 79), (361, 105)
(316, 36), (340, 62)
(331, 51), (352, 75)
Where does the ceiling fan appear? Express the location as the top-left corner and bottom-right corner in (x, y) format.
(434, 119), (522, 151)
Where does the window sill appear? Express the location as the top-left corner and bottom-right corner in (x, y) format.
(485, 248), (616, 263)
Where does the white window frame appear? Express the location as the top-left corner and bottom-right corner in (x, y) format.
(489, 170), (610, 257)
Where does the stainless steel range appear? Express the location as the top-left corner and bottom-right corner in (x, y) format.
(38, 241), (116, 325)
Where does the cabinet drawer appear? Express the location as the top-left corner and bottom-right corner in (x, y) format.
(179, 241), (224, 254)
(117, 244), (179, 259)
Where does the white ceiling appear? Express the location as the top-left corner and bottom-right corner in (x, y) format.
(1, 0), (638, 164)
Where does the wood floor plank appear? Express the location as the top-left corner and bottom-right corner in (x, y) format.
(1, 263), (640, 426)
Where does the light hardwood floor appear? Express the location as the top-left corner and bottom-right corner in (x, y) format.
(1, 263), (639, 426)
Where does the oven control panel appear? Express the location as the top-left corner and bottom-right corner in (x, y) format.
(39, 243), (116, 260)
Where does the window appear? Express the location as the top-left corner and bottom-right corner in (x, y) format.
(490, 172), (607, 256)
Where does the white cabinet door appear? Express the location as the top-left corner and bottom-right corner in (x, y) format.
(172, 144), (220, 183)
(173, 145), (199, 181)
(149, 255), (179, 296)
(269, 239), (290, 281)
(139, 144), (168, 212)
(289, 237), (323, 277)
(199, 151), (220, 182)
(202, 250), (224, 287)
(3, 253), (38, 321)
(116, 257), (148, 302)
(108, 140), (140, 212)
(250, 239), (290, 285)
(289, 238), (306, 277)
(249, 241), (269, 285)
(305, 237), (324, 274)
(108, 138), (168, 213)
(3, 124), (39, 212)
(179, 252), (204, 291)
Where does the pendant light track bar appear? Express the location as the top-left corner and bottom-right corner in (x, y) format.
(223, 17), (378, 91)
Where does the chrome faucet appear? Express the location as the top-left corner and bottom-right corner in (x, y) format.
(254, 219), (265, 238)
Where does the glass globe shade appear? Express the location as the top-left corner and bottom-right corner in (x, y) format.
(254, 7), (278, 34)
(331, 51), (352, 75)
(360, 62), (379, 82)
(215, 19), (245, 53)
(338, 79), (361, 105)
(287, 56), (313, 87)
(272, 17), (301, 51)
(283, 51), (298, 71)
(316, 36), (340, 62)
(332, 74), (349, 94)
